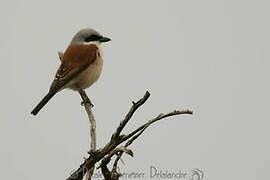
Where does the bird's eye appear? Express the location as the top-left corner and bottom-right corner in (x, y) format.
(84, 35), (101, 42)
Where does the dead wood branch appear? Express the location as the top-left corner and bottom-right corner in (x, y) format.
(66, 91), (193, 180)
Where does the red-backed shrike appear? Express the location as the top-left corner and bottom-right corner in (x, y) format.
(31, 28), (111, 115)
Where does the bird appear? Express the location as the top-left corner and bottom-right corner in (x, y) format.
(31, 28), (111, 115)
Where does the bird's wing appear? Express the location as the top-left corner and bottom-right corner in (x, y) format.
(49, 44), (99, 92)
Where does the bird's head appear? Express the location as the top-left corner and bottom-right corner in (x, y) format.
(70, 28), (111, 45)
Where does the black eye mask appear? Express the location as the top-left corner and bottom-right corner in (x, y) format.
(84, 35), (102, 42)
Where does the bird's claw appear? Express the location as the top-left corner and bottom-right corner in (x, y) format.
(81, 100), (94, 108)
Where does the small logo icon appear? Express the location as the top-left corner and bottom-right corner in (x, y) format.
(190, 168), (204, 180)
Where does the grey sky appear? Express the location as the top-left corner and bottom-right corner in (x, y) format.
(1, 0), (269, 179)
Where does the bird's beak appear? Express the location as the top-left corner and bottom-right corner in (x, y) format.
(99, 36), (111, 43)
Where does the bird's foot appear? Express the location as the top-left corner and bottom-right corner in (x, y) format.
(81, 99), (94, 107)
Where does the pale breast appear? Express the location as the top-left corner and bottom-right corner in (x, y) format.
(73, 55), (103, 90)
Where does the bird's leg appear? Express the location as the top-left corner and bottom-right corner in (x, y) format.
(78, 89), (94, 107)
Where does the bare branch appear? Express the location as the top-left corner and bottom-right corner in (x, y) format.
(78, 89), (96, 180)
(99, 147), (133, 180)
(65, 91), (193, 180)
(112, 110), (193, 170)
(113, 91), (150, 138)
(122, 110), (193, 142)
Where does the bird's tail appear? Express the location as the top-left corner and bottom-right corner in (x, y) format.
(31, 91), (57, 116)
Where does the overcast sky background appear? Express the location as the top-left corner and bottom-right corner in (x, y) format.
(1, 0), (269, 179)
